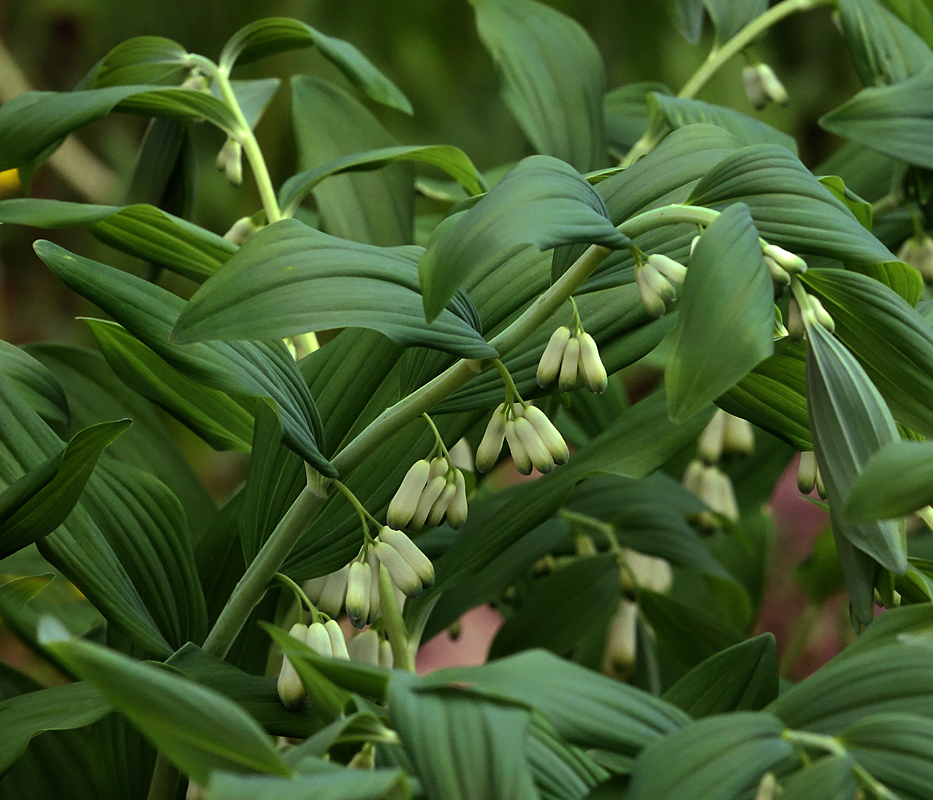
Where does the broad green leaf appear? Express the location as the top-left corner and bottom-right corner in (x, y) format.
(848, 260), (923, 306)
(469, 0), (608, 172)
(604, 82), (671, 153)
(0, 681), (111, 775)
(773, 755), (859, 800)
(648, 93), (798, 152)
(35, 240), (333, 476)
(0, 199), (236, 282)
(232, 78), (281, 130)
(768, 643), (933, 732)
(86, 36), (190, 87)
(0, 419), (130, 559)
(208, 769), (410, 800)
(702, 0), (768, 44)
(626, 712), (797, 800)
(41, 625), (292, 784)
(87, 320), (254, 452)
(818, 175), (873, 230)
(838, 0), (933, 87)
(838, 600), (933, 658)
(666, 203), (774, 421)
(718, 339), (811, 449)
(671, 0), (706, 43)
(821, 64), (933, 169)
(280, 144), (486, 216)
(800, 269), (933, 438)
(291, 77), (413, 246)
(688, 144), (895, 264)
(389, 672), (539, 800)
(415, 647), (689, 755)
(173, 218), (496, 360)
(0, 85), (238, 170)
(884, 0), (933, 48)
(0, 341), (69, 425)
(662, 634), (779, 718)
(526, 715), (608, 800)
(839, 712), (933, 798)
(845, 440), (933, 520)
(0, 574), (54, 609)
(489, 554), (619, 660)
(219, 18), (411, 113)
(806, 319), (905, 573)
(419, 155), (630, 321)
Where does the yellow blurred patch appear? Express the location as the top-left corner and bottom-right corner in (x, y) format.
(0, 168), (21, 196)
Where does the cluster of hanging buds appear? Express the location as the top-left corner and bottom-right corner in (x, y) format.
(796, 450), (826, 499)
(762, 243), (807, 287)
(536, 299), (608, 393)
(634, 251), (687, 318)
(787, 285), (835, 342)
(475, 401), (569, 475)
(682, 409), (756, 527)
(388, 456), (468, 531)
(276, 619), (349, 710)
(741, 61), (788, 109)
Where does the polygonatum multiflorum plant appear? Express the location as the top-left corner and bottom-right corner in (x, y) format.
(5, 0), (933, 797)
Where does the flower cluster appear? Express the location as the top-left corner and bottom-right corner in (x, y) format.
(276, 620), (349, 710)
(536, 326), (608, 394)
(475, 402), (569, 475)
(741, 62), (788, 109)
(634, 253), (687, 318)
(388, 457), (468, 531)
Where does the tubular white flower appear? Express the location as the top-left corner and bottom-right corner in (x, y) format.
(426, 479), (457, 528)
(374, 541), (423, 597)
(758, 63), (788, 106)
(348, 629), (379, 666)
(514, 416), (555, 473)
(345, 561), (371, 628)
(537, 325), (572, 387)
(602, 600), (638, 679)
(378, 639), (394, 669)
(642, 261), (677, 303)
(635, 264), (670, 318)
(504, 418), (533, 475)
(428, 456), (449, 480)
(324, 619), (350, 659)
(808, 295), (835, 333)
(742, 64), (768, 109)
(763, 243), (806, 274)
(578, 332), (609, 394)
(409, 474), (448, 531)
(378, 526), (436, 589)
(387, 459), (431, 529)
(797, 450), (817, 494)
(305, 621), (334, 657)
(475, 404), (507, 473)
(276, 622), (308, 710)
(316, 564), (350, 618)
(763, 255), (791, 286)
(698, 409), (726, 464)
(722, 413), (755, 455)
(523, 405), (570, 465)
(647, 253), (687, 287)
(558, 336), (580, 392)
(445, 469), (469, 529)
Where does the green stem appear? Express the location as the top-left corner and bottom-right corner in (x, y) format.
(332, 479), (374, 539)
(422, 412), (452, 461)
(146, 754), (181, 800)
(619, 0), (836, 167)
(917, 506), (933, 533)
(275, 572), (321, 621)
(379, 564), (415, 672)
(492, 358), (523, 406)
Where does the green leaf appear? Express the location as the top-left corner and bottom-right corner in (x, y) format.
(219, 17), (411, 113)
(648, 93), (798, 152)
(414, 650), (689, 757)
(526, 715), (608, 800)
(87, 319), (254, 452)
(702, 0), (768, 44)
(671, 0), (706, 43)
(208, 769), (410, 800)
(389, 672), (539, 800)
(662, 634), (779, 718)
(818, 175), (873, 230)
(774, 755), (859, 800)
(768, 643), (933, 732)
(280, 144), (487, 216)
(291, 77), (413, 246)
(626, 712), (797, 800)
(0, 85), (238, 170)
(838, 600), (933, 658)
(718, 339), (811, 450)
(666, 203), (774, 421)
(800, 269), (933, 438)
(35, 240), (333, 477)
(489, 554), (619, 660)
(0, 199), (236, 282)
(0, 419), (130, 559)
(0, 341), (69, 425)
(806, 320), (906, 573)
(821, 64), (933, 170)
(837, 0), (933, 87)
(173, 218), (495, 359)
(86, 36), (190, 87)
(0, 574), (54, 610)
(839, 712), (933, 798)
(468, 0), (608, 171)
(688, 144), (895, 264)
(845, 440), (933, 520)
(850, 259), (923, 306)
(419, 155), (630, 321)
(604, 83), (671, 153)
(41, 625), (292, 784)
(0, 682), (111, 775)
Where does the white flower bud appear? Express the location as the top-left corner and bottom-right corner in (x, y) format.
(276, 622), (308, 710)
(647, 253), (687, 287)
(758, 63), (788, 106)
(388, 459), (431, 530)
(348, 629), (380, 666)
(797, 450), (817, 494)
(898, 233), (933, 281)
(409, 474), (448, 531)
(808, 295), (835, 333)
(445, 469), (469, 529)
(305, 621), (333, 657)
(620, 548), (673, 594)
(504, 419), (533, 475)
(425, 479), (457, 528)
(522, 405), (570, 465)
(635, 271), (668, 318)
(602, 600), (638, 679)
(324, 619), (349, 659)
(378, 639), (394, 669)
(558, 336), (580, 393)
(698, 409), (726, 464)
(215, 137), (243, 186)
(763, 255), (791, 286)
(428, 456), (449, 480)
(475, 404), (507, 473)
(742, 64), (768, 110)
(537, 326), (572, 388)
(682, 458), (705, 495)
(722, 413), (755, 456)
(642, 259), (677, 303)
(222, 215), (259, 246)
(763, 243), (806, 274)
(514, 417), (555, 473)
(345, 561), (371, 628)
(578, 332), (609, 394)
(316, 564), (350, 618)
(378, 526), (436, 589)
(374, 541), (423, 597)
